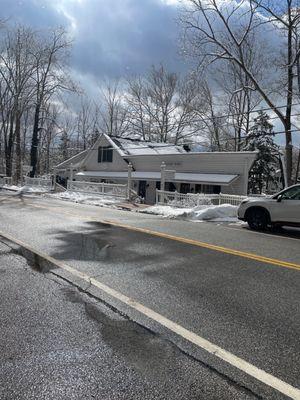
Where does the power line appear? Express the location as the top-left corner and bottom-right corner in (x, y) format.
(21, 111), (300, 154)
(44, 126), (298, 154)
(193, 101), (300, 124)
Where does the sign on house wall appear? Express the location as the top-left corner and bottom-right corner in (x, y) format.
(164, 170), (176, 180)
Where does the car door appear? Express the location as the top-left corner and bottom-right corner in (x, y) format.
(270, 186), (300, 224)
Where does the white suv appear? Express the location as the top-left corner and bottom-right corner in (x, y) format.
(238, 184), (300, 230)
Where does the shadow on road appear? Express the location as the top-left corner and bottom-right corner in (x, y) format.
(47, 221), (174, 266)
(0, 195), (43, 212)
(240, 225), (300, 240)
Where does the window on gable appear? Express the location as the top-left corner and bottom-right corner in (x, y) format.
(98, 146), (113, 163)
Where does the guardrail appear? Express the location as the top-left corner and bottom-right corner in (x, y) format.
(24, 177), (53, 190)
(67, 180), (128, 198)
(0, 177), (13, 186)
(156, 190), (251, 207)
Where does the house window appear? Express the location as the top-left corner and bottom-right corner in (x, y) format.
(180, 183), (190, 194)
(98, 146), (113, 163)
(202, 185), (221, 194)
(166, 182), (177, 192)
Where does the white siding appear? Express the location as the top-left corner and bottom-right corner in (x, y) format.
(83, 136), (129, 172)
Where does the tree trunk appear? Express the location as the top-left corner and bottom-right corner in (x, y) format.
(5, 117), (14, 177)
(30, 103), (40, 177)
(14, 111), (22, 183)
(285, 12), (294, 185)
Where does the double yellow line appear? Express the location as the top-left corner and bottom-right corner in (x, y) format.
(3, 197), (300, 272)
(103, 220), (300, 272)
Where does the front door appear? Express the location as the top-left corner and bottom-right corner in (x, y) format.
(180, 183), (190, 194)
(138, 180), (147, 199)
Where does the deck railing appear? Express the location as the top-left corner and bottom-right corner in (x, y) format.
(156, 190), (220, 207)
(155, 190), (257, 207)
(24, 177), (53, 190)
(67, 180), (128, 198)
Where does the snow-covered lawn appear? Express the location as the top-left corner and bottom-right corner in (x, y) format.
(140, 204), (239, 222)
(1, 185), (51, 193)
(1, 184), (21, 191)
(47, 191), (122, 207)
(2, 184), (240, 223)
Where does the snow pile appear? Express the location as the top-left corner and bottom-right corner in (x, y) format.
(168, 196), (212, 208)
(142, 205), (194, 218)
(190, 204), (238, 221)
(141, 204), (238, 222)
(2, 185), (21, 191)
(1, 185), (50, 193)
(48, 191), (121, 207)
(20, 185), (50, 193)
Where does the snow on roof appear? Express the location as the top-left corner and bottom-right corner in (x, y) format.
(110, 136), (188, 156)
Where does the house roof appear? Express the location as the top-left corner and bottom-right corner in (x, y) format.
(109, 136), (188, 156)
(55, 150), (89, 170)
(76, 170), (238, 185)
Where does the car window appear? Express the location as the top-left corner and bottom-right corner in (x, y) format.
(281, 186), (300, 200)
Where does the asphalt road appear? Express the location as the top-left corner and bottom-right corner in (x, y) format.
(1, 242), (256, 400)
(0, 191), (299, 399)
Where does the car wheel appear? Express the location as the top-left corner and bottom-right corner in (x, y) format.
(247, 208), (269, 231)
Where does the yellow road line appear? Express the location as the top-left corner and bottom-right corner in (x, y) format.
(0, 229), (299, 399)
(2, 198), (300, 272)
(102, 219), (300, 271)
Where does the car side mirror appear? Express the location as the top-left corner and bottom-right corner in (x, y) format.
(277, 194), (283, 202)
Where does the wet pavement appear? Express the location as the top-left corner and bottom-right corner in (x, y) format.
(0, 193), (299, 399)
(0, 242), (255, 400)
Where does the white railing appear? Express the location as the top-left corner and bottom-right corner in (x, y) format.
(24, 177), (53, 190)
(156, 190), (220, 207)
(67, 180), (128, 198)
(218, 193), (248, 206)
(156, 190), (250, 207)
(0, 176), (13, 186)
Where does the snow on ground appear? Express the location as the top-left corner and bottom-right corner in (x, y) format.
(47, 191), (121, 207)
(2, 185), (21, 191)
(1, 185), (50, 193)
(20, 186), (50, 193)
(140, 204), (239, 222)
(2, 183), (240, 223)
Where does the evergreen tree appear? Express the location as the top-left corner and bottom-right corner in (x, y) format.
(243, 111), (280, 194)
(59, 131), (69, 161)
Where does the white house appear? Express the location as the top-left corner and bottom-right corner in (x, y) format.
(55, 133), (258, 204)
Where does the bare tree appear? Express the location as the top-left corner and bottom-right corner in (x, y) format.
(214, 70), (261, 150)
(38, 104), (61, 175)
(98, 79), (129, 137)
(29, 28), (73, 177)
(0, 26), (36, 181)
(75, 96), (101, 150)
(197, 81), (230, 151)
(126, 76), (152, 140)
(126, 65), (206, 143)
(181, 0), (300, 184)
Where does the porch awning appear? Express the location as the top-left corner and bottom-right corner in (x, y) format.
(75, 171), (238, 185)
(174, 173), (238, 184)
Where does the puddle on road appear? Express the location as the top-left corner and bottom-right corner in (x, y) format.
(85, 302), (183, 382)
(60, 286), (86, 304)
(21, 248), (58, 273)
(60, 286), (183, 383)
